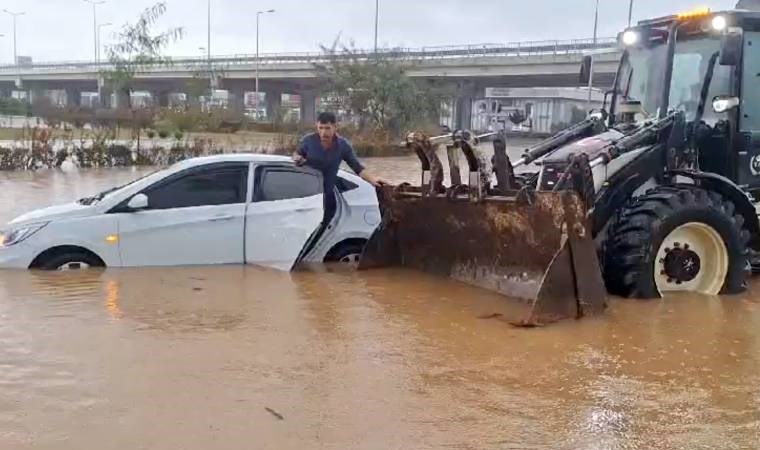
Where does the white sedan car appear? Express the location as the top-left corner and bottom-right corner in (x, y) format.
(0, 154), (381, 271)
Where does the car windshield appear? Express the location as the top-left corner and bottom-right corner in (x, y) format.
(77, 168), (166, 205)
(668, 35), (732, 124)
(614, 43), (668, 118)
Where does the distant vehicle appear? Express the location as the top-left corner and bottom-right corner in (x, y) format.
(0, 154), (381, 271)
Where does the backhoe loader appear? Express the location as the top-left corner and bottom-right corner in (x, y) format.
(359, 2), (760, 325)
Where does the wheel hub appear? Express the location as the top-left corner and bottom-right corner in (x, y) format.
(653, 220), (729, 296)
(57, 261), (90, 271)
(339, 253), (361, 265)
(661, 243), (701, 284)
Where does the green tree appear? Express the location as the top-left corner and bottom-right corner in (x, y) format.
(0, 97), (30, 116)
(102, 2), (184, 108)
(314, 41), (447, 136)
(185, 75), (210, 106)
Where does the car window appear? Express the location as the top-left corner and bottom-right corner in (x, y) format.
(258, 169), (322, 202)
(336, 176), (359, 193)
(146, 165), (248, 209)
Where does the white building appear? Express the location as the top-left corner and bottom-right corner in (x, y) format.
(473, 87), (606, 135)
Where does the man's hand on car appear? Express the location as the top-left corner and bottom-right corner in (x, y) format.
(292, 152), (306, 166)
(361, 171), (390, 188)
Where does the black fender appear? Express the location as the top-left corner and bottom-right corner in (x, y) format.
(592, 144), (666, 237)
(669, 169), (760, 249)
(592, 173), (650, 236)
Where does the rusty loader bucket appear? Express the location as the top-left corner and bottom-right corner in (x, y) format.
(358, 130), (607, 325)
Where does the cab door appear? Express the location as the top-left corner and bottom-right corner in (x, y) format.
(737, 31), (760, 188)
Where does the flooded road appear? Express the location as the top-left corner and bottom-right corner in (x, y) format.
(1, 159), (760, 449)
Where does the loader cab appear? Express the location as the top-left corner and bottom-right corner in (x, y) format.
(609, 9), (760, 191)
(725, 14), (760, 193)
(611, 12), (735, 125)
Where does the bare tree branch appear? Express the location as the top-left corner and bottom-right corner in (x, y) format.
(101, 2), (184, 108)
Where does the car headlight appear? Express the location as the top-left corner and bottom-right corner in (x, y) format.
(0, 222), (48, 247)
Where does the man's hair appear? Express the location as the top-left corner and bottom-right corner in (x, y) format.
(317, 111), (337, 124)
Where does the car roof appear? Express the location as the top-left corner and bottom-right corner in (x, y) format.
(171, 153), (292, 169)
(170, 153), (362, 181)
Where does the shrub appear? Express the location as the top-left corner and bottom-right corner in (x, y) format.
(0, 148), (28, 170)
(0, 97), (31, 116)
(157, 107), (204, 132)
(107, 145), (132, 166)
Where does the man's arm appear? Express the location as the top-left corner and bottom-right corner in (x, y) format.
(342, 142), (389, 187)
(292, 137), (307, 166)
(358, 168), (389, 188)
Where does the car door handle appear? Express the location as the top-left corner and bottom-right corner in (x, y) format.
(209, 215), (234, 222)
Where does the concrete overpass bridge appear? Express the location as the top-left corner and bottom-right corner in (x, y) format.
(0, 37), (622, 126)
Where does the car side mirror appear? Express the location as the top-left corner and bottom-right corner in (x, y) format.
(127, 193), (149, 210)
(720, 28), (743, 66)
(579, 55), (592, 84)
(712, 95), (740, 113)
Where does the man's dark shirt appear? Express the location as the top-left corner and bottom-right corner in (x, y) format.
(297, 132), (365, 221)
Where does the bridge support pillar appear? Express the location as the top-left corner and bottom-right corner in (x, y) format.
(98, 86), (114, 109)
(152, 90), (170, 108)
(114, 90), (130, 109)
(185, 85), (202, 107)
(455, 87), (476, 131)
(228, 87), (245, 113)
(266, 90), (282, 122)
(29, 88), (46, 105)
(66, 88), (81, 108)
(300, 90), (317, 125)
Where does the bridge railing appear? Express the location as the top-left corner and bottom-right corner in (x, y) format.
(0, 37), (618, 75)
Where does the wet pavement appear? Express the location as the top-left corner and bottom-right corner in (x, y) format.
(1, 158), (760, 449)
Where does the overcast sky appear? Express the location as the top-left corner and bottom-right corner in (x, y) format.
(0, 0), (740, 63)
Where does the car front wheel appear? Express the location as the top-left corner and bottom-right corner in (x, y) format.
(38, 251), (106, 271)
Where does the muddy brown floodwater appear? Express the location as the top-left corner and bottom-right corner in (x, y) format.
(1, 155), (760, 449)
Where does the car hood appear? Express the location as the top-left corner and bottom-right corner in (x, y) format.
(8, 202), (96, 227)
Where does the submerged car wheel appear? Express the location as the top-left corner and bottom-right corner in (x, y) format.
(39, 251), (105, 271)
(338, 252), (362, 265)
(604, 186), (749, 298)
(325, 242), (366, 267)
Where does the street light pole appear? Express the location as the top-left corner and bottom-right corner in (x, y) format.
(206, 0), (213, 99)
(374, 0), (379, 54)
(588, 0), (599, 105)
(255, 9), (274, 117)
(628, 0), (634, 27)
(3, 9), (25, 67)
(592, 0), (599, 45)
(97, 22), (112, 64)
(84, 0), (105, 64)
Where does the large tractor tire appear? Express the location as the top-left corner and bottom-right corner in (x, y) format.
(604, 186), (750, 298)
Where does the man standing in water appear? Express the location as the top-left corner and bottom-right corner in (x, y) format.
(293, 112), (389, 223)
